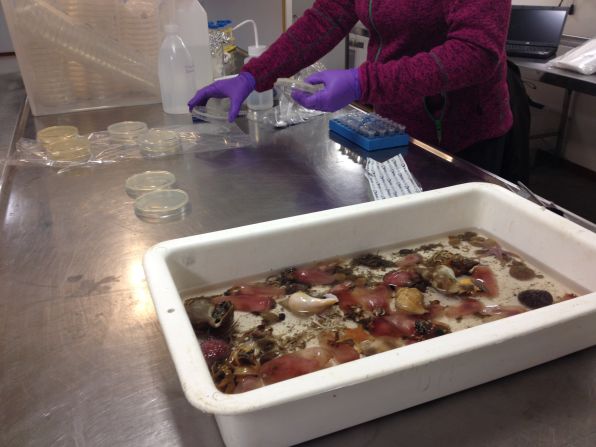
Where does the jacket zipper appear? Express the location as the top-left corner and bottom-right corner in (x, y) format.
(368, 0), (383, 62)
(424, 93), (448, 144)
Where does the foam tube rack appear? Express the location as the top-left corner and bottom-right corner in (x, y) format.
(329, 112), (409, 151)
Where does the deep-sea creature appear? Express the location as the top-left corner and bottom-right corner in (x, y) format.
(395, 287), (427, 315)
(184, 297), (234, 334)
(285, 291), (338, 315)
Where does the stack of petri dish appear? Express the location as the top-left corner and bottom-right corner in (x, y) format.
(46, 136), (91, 162)
(16, 0), (159, 99)
(37, 125), (79, 148)
(107, 121), (148, 145)
(37, 125), (90, 163)
(125, 171), (189, 223)
(139, 129), (182, 158)
(133, 189), (189, 223)
(116, 0), (160, 70)
(59, 0), (121, 101)
(29, 45), (75, 107)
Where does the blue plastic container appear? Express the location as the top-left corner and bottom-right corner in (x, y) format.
(329, 112), (409, 151)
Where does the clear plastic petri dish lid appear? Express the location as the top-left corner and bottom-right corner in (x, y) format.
(46, 136), (91, 162)
(192, 97), (247, 122)
(37, 125), (79, 147)
(125, 170), (176, 198)
(139, 129), (182, 157)
(134, 188), (189, 222)
(141, 129), (179, 144)
(108, 121), (148, 143)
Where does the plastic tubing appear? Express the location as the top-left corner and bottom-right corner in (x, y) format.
(233, 19), (259, 47)
(16, 0), (159, 94)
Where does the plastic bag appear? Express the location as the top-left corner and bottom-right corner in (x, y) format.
(547, 38), (596, 75)
(271, 62), (327, 128)
(13, 121), (252, 173)
(193, 63), (328, 129)
(246, 62), (328, 129)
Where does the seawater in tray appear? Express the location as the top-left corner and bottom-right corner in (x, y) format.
(182, 230), (583, 394)
(143, 183), (596, 447)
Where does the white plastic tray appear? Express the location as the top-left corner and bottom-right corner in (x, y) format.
(143, 183), (596, 447)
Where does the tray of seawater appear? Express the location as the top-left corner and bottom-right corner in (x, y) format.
(143, 182), (596, 447)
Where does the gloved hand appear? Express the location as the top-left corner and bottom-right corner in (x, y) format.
(291, 68), (361, 112)
(187, 72), (256, 122)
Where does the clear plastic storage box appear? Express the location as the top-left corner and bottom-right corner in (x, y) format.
(1, 0), (165, 115)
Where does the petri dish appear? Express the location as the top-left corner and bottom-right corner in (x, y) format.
(46, 136), (91, 162)
(134, 189), (189, 223)
(191, 107), (228, 121)
(37, 125), (79, 148)
(125, 170), (176, 198)
(139, 129), (182, 158)
(192, 97), (247, 122)
(107, 121), (148, 144)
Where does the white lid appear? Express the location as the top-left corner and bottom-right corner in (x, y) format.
(165, 24), (179, 34)
(107, 121), (148, 136)
(141, 129), (180, 144)
(125, 171), (176, 198)
(248, 45), (267, 57)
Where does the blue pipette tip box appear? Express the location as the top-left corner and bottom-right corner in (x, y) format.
(329, 113), (409, 151)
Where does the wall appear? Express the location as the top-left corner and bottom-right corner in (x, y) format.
(202, 0), (345, 70)
(513, 0), (596, 171)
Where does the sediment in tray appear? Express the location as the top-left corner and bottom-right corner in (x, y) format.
(183, 230), (581, 394)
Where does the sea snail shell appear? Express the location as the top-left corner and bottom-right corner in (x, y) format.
(287, 291), (339, 315)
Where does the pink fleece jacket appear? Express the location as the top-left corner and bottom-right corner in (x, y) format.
(243, 0), (513, 152)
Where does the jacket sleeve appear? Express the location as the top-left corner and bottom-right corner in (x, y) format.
(359, 0), (511, 104)
(242, 0), (358, 92)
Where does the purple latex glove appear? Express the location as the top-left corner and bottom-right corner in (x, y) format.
(187, 72), (256, 122)
(291, 68), (361, 112)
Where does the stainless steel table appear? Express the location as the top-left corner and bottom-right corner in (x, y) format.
(1, 74), (595, 446)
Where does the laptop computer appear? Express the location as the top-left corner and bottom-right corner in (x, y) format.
(506, 6), (569, 59)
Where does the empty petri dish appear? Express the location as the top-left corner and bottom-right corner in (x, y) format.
(139, 129), (182, 158)
(108, 121), (148, 144)
(37, 125), (79, 148)
(46, 136), (91, 162)
(192, 97), (247, 122)
(134, 189), (189, 223)
(191, 107), (228, 121)
(125, 170), (176, 198)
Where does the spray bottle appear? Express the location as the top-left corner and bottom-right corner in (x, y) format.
(234, 20), (273, 111)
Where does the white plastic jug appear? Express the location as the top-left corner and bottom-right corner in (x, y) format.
(158, 24), (196, 114)
(176, 0), (213, 90)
